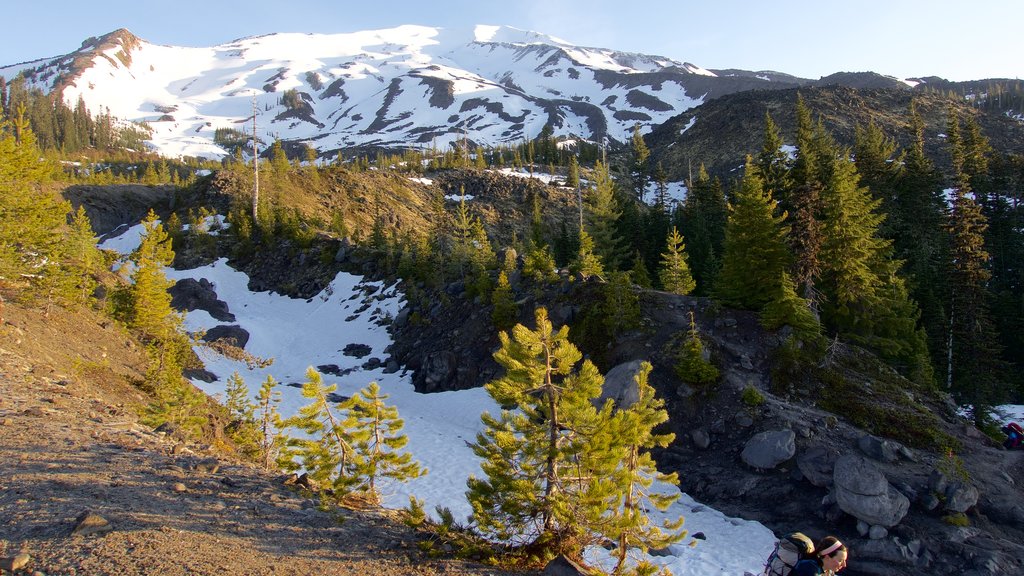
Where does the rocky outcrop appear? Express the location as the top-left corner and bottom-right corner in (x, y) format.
(169, 278), (234, 322)
(741, 430), (796, 470)
(598, 359), (644, 409)
(833, 455), (910, 528)
(201, 325), (249, 348)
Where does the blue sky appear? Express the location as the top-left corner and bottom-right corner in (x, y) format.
(6, 0), (1022, 81)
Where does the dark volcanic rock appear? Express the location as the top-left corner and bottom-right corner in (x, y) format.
(169, 278), (235, 322)
(202, 325), (249, 348)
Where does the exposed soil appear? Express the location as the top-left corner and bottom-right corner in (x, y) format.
(0, 302), (533, 576)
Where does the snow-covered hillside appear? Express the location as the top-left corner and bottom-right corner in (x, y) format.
(0, 25), (724, 159)
(100, 222), (779, 575)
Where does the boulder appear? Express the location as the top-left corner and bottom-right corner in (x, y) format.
(833, 454), (910, 527)
(598, 360), (643, 410)
(168, 277), (234, 322)
(796, 444), (838, 487)
(543, 555), (589, 575)
(944, 481), (979, 513)
(741, 430), (796, 470)
(928, 469), (979, 513)
(202, 324), (249, 348)
(691, 429), (711, 450)
(421, 351), (457, 393)
(857, 434), (900, 463)
(72, 511), (112, 536)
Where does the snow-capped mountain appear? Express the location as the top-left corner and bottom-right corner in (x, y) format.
(0, 25), (797, 159)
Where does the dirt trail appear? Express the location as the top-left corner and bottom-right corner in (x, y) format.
(0, 305), (530, 576)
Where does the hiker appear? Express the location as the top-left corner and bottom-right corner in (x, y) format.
(762, 532), (815, 576)
(1001, 422), (1023, 450)
(792, 536), (848, 575)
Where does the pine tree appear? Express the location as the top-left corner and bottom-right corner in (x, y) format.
(340, 382), (424, 503)
(61, 204), (100, 304)
(629, 251), (652, 289)
(658, 227), (695, 295)
(223, 372), (262, 461)
(891, 100), (949, 372)
(286, 368), (359, 493)
(491, 270), (518, 332)
(756, 111), (791, 199)
(0, 110), (69, 301)
(567, 155), (581, 189)
(602, 270), (640, 336)
(124, 210), (181, 341)
(945, 109), (1005, 421)
(630, 124), (650, 201)
(604, 362), (686, 574)
(571, 229), (605, 279)
(714, 158), (791, 310)
(256, 375), (287, 470)
(760, 271), (822, 345)
(674, 312), (719, 389)
(680, 166), (726, 294)
(786, 104), (827, 307)
(466, 307), (620, 553)
(818, 144), (888, 320)
(586, 160), (625, 271)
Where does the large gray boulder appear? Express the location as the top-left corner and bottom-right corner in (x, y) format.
(598, 360), (644, 410)
(741, 429), (796, 470)
(834, 454), (910, 527)
(796, 444), (838, 487)
(857, 434), (900, 463)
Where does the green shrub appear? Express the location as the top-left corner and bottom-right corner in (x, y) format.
(942, 512), (970, 527)
(742, 386), (765, 407)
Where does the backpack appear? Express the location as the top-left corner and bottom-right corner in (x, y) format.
(762, 532), (815, 576)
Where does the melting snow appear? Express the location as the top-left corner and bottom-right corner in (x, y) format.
(100, 221), (777, 575)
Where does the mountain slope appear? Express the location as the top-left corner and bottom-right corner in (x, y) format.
(1, 26), (805, 159)
(643, 85), (1024, 181)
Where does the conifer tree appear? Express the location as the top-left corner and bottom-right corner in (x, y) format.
(125, 210), (181, 341)
(586, 160), (625, 271)
(491, 270), (518, 332)
(223, 372), (262, 461)
(340, 382), (424, 503)
(63, 205), (101, 303)
(602, 270), (640, 336)
(567, 155), (580, 189)
(714, 158), (791, 310)
(467, 308), (619, 553)
(287, 368), (359, 492)
(945, 110), (1005, 420)
(523, 242), (559, 284)
(630, 123), (650, 201)
(818, 145), (888, 318)
(604, 362), (686, 574)
(757, 111), (791, 199)
(680, 166), (726, 293)
(0, 111), (69, 300)
(256, 375), (287, 470)
(674, 312), (719, 388)
(786, 105), (827, 308)
(571, 229), (605, 279)
(629, 251), (652, 289)
(658, 227), (696, 295)
(890, 100), (949, 371)
(760, 271), (822, 345)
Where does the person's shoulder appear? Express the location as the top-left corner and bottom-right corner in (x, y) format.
(791, 559), (820, 576)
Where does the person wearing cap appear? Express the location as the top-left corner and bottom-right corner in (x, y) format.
(791, 536), (848, 575)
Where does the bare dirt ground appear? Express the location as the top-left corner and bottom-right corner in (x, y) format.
(0, 302), (533, 576)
